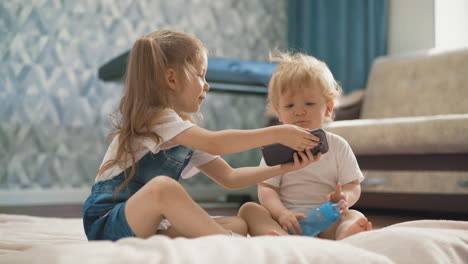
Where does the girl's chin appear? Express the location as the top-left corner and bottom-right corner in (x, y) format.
(176, 106), (199, 113)
(191, 105), (201, 113)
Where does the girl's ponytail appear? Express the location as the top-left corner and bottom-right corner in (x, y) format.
(125, 36), (171, 110)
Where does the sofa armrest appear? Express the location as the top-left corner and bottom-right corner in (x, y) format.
(333, 89), (365, 121)
(325, 114), (468, 155)
(334, 101), (362, 121)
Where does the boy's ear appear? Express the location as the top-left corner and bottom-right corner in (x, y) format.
(326, 100), (335, 116)
(274, 106), (283, 122)
(165, 68), (177, 90)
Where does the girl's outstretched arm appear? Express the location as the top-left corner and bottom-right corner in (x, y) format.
(171, 125), (319, 156)
(198, 149), (320, 190)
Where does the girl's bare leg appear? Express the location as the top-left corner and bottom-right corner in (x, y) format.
(214, 216), (248, 236)
(125, 176), (231, 238)
(159, 216), (248, 238)
(238, 202), (289, 236)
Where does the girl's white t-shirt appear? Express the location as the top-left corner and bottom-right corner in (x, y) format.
(262, 132), (364, 214)
(95, 110), (218, 182)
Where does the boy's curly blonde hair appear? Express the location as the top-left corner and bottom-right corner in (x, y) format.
(267, 51), (342, 123)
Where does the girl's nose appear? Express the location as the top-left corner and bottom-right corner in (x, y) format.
(204, 81), (210, 92)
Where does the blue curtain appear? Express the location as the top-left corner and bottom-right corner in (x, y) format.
(288, 0), (388, 94)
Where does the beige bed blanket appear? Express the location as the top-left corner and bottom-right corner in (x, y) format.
(0, 214), (467, 264)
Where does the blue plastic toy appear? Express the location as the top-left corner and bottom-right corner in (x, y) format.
(292, 200), (345, 237)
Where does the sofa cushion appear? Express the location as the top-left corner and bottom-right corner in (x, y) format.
(360, 170), (468, 194)
(325, 114), (468, 155)
(361, 48), (468, 119)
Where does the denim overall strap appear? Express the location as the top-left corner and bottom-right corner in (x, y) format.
(130, 145), (194, 186)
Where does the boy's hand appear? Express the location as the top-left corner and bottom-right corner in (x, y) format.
(278, 125), (319, 152)
(280, 149), (321, 173)
(326, 183), (349, 212)
(277, 210), (306, 235)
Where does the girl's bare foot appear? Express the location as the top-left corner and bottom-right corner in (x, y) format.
(336, 217), (372, 240)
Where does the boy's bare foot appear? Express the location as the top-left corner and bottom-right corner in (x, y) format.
(336, 217), (372, 240)
(267, 230), (288, 236)
(267, 230), (280, 236)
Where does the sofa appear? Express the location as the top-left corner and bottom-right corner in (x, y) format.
(325, 48), (468, 214)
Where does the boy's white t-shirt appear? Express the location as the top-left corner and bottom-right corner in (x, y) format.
(95, 109), (218, 182)
(262, 132), (364, 214)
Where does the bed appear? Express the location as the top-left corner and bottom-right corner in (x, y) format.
(1, 214), (467, 264)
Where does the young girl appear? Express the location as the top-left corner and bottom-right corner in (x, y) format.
(238, 52), (373, 240)
(82, 30), (321, 241)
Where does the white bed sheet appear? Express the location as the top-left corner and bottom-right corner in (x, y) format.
(0, 214), (467, 264)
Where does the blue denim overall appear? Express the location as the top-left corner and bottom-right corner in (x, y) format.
(82, 145), (193, 241)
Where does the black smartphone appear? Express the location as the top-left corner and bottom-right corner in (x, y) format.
(261, 128), (328, 166)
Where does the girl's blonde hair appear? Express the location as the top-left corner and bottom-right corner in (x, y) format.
(98, 29), (207, 193)
(267, 51), (342, 122)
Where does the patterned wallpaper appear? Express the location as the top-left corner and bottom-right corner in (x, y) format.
(0, 0), (287, 204)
